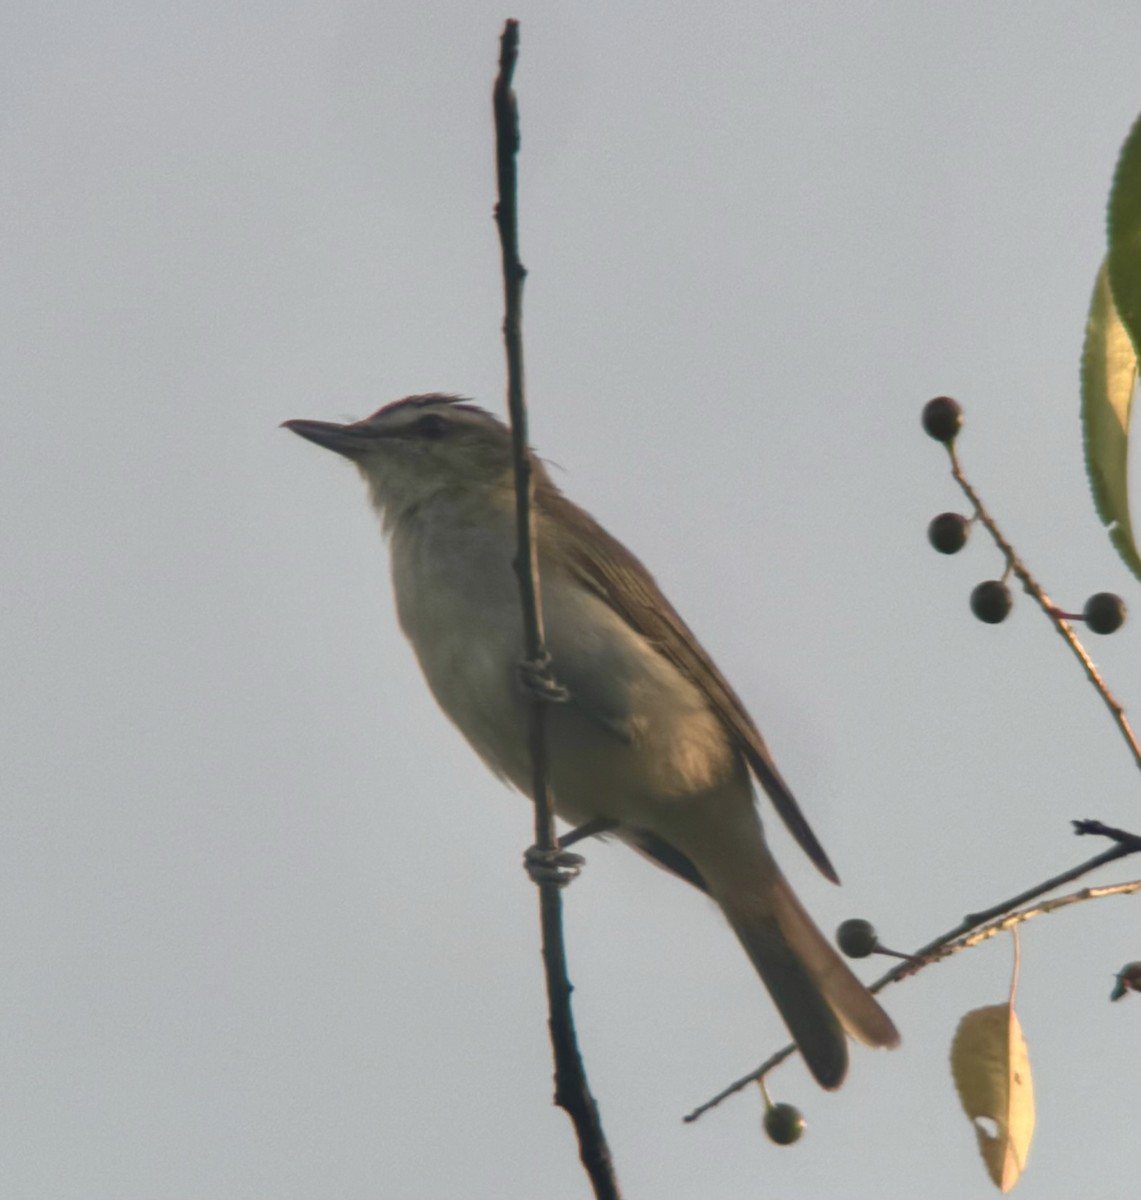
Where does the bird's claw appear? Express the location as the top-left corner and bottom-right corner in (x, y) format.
(518, 652), (569, 703)
(524, 844), (585, 887)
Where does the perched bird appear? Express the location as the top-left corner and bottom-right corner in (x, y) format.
(285, 394), (899, 1088)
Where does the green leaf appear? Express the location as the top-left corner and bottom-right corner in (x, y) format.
(1080, 110), (1141, 583)
(1081, 259), (1141, 581)
(1108, 109), (1141, 349)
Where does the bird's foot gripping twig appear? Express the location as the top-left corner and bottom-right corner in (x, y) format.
(524, 844), (586, 887)
(523, 818), (618, 887)
(518, 650), (570, 703)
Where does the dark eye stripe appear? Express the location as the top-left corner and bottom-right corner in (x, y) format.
(412, 414), (448, 439)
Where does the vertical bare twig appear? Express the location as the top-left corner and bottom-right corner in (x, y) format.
(492, 21), (621, 1199)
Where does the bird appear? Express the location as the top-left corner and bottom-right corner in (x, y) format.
(284, 393), (899, 1088)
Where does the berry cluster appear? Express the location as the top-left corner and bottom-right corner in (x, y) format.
(922, 397), (1127, 633)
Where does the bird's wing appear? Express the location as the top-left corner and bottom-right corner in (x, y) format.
(541, 488), (839, 884)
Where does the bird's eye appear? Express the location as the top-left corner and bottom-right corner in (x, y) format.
(412, 413), (449, 439)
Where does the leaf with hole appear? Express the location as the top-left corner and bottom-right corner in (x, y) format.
(950, 1003), (1035, 1192)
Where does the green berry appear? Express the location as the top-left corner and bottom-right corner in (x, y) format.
(763, 1102), (806, 1146)
(1083, 592), (1126, 635)
(928, 512), (970, 554)
(836, 918), (879, 958)
(970, 580), (1012, 624)
(922, 396), (963, 443)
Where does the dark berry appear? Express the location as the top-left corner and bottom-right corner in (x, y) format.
(1083, 592), (1126, 635)
(928, 512), (970, 554)
(1111, 961), (1141, 1001)
(922, 396), (963, 443)
(836, 918), (879, 958)
(763, 1102), (806, 1145)
(970, 580), (1012, 624)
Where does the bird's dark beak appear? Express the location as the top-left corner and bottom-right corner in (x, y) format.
(282, 418), (378, 459)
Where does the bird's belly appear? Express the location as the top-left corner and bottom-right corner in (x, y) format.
(392, 537), (738, 831)
(400, 597), (534, 787)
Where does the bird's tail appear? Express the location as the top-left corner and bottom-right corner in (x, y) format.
(717, 870), (899, 1090)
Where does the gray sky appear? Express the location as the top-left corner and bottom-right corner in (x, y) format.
(4, 3), (1141, 1198)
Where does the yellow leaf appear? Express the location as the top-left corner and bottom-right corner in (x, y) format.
(950, 1004), (1035, 1192)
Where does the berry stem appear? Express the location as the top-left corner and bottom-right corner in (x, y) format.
(871, 945), (920, 962)
(945, 442), (1141, 773)
(1048, 608), (1086, 622)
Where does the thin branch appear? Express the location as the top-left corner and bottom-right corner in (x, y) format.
(939, 878), (1141, 956)
(947, 442), (1141, 773)
(1073, 817), (1141, 850)
(683, 825), (1141, 1122)
(492, 22), (621, 1199)
(954, 830), (1137, 929)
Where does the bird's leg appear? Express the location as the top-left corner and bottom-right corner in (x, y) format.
(558, 815), (618, 848)
(523, 817), (618, 887)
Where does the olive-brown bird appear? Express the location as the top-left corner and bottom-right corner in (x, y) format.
(286, 394), (899, 1088)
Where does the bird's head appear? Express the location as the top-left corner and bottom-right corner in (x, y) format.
(284, 394), (520, 525)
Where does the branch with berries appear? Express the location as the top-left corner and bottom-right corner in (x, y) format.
(685, 397), (1141, 1164)
(921, 395), (1140, 771)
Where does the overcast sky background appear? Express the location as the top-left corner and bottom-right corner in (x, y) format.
(4, 4), (1141, 1198)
